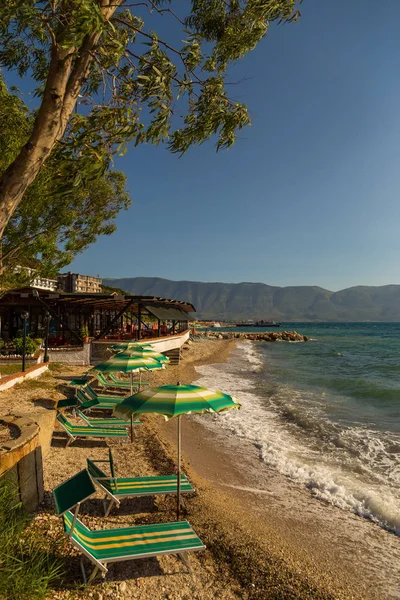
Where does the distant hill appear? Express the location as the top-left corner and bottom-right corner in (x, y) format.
(103, 277), (400, 321)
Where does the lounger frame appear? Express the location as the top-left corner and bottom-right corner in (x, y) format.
(65, 515), (203, 583)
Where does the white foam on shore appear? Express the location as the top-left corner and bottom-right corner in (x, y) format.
(194, 341), (400, 535)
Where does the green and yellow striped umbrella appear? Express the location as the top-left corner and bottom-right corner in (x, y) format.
(114, 383), (240, 518)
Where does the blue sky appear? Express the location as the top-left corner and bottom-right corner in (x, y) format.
(5, 1), (400, 291)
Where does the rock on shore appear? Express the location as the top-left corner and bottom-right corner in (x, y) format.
(205, 330), (309, 342)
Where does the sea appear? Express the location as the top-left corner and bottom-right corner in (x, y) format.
(194, 323), (400, 535)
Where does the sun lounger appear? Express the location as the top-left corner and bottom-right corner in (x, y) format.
(87, 450), (194, 516)
(78, 387), (126, 412)
(96, 372), (140, 392)
(56, 413), (128, 446)
(76, 409), (141, 429)
(53, 469), (205, 583)
(109, 373), (149, 387)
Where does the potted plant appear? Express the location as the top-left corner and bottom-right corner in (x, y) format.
(80, 325), (90, 343)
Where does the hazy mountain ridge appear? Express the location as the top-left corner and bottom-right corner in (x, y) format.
(103, 277), (400, 321)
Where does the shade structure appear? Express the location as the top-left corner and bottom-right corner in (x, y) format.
(114, 384), (240, 518)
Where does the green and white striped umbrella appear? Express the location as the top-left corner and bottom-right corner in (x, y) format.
(92, 352), (165, 395)
(108, 342), (153, 353)
(122, 347), (169, 364)
(114, 383), (240, 518)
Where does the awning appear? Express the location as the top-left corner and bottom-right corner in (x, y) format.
(145, 305), (195, 322)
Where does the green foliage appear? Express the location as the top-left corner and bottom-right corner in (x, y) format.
(0, 0), (301, 162)
(0, 475), (64, 600)
(80, 325), (89, 338)
(13, 335), (42, 355)
(0, 78), (131, 286)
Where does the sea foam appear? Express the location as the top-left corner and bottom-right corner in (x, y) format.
(194, 341), (400, 535)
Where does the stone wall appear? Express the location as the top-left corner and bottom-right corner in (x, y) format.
(0, 416), (44, 513)
(48, 342), (91, 366)
(206, 330), (309, 342)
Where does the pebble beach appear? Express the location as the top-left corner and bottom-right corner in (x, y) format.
(1, 338), (398, 599)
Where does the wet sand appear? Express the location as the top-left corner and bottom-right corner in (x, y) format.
(2, 339), (400, 599)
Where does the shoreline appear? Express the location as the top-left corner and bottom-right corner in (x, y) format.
(4, 338), (400, 599)
(153, 339), (400, 600)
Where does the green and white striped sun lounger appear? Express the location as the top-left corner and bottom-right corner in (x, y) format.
(53, 469), (205, 583)
(56, 413), (128, 446)
(109, 373), (149, 387)
(87, 452), (194, 516)
(78, 388), (126, 412)
(96, 372), (140, 392)
(77, 409), (141, 430)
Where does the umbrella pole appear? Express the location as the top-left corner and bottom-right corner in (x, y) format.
(139, 370), (142, 391)
(177, 415), (181, 521)
(131, 413), (134, 444)
(130, 371), (133, 396)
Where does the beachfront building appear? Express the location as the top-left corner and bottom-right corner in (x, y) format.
(57, 272), (102, 293)
(0, 286), (195, 365)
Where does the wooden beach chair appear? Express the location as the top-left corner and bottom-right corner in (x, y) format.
(55, 413), (128, 446)
(87, 450), (194, 516)
(53, 469), (205, 583)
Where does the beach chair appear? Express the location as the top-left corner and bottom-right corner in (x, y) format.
(55, 413), (128, 446)
(78, 387), (126, 412)
(53, 469), (205, 583)
(76, 409), (141, 430)
(96, 372), (140, 392)
(87, 450), (195, 516)
(109, 373), (149, 388)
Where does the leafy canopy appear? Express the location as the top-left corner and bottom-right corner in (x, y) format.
(0, 0), (301, 167)
(0, 77), (130, 287)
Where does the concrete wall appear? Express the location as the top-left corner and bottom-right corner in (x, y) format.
(0, 364), (49, 392)
(48, 342), (91, 366)
(91, 330), (190, 363)
(0, 416), (44, 513)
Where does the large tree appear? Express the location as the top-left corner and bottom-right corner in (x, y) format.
(0, 0), (300, 238)
(0, 76), (130, 288)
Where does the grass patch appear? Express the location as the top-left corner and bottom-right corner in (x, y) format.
(0, 475), (65, 600)
(47, 362), (64, 373)
(0, 363), (25, 376)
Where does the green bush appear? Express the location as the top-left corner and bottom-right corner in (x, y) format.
(12, 336), (42, 355)
(0, 476), (64, 600)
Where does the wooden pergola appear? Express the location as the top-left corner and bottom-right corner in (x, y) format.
(0, 287), (195, 346)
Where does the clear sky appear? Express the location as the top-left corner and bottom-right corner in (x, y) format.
(7, 1), (400, 291)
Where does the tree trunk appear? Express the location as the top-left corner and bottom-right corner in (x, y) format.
(0, 0), (123, 241)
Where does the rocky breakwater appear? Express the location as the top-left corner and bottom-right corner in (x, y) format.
(206, 330), (309, 342)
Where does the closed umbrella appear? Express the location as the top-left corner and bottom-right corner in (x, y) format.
(114, 383), (240, 518)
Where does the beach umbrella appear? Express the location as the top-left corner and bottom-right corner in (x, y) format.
(123, 347), (170, 364)
(114, 383), (240, 519)
(107, 342), (153, 353)
(92, 352), (165, 395)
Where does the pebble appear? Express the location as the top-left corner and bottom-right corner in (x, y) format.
(119, 582), (127, 593)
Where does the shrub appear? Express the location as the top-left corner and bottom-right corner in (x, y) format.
(13, 336), (42, 355)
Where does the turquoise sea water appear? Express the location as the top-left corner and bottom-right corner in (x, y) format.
(195, 323), (400, 534)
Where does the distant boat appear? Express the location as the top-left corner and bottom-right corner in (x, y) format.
(212, 322), (222, 328)
(235, 320), (280, 328)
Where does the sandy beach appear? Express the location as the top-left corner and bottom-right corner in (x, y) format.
(2, 339), (400, 600)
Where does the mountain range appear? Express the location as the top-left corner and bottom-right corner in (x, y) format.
(103, 277), (400, 321)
